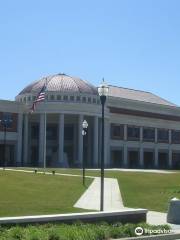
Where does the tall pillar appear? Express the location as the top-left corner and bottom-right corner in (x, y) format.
(23, 114), (29, 166)
(39, 113), (45, 166)
(155, 146), (158, 168)
(123, 144), (128, 168)
(139, 127), (144, 168)
(77, 114), (83, 167)
(154, 128), (158, 168)
(58, 113), (64, 166)
(93, 116), (98, 167)
(123, 125), (128, 167)
(16, 113), (23, 166)
(168, 148), (172, 169)
(168, 130), (172, 169)
(140, 147), (144, 168)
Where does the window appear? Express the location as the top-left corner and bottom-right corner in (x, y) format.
(64, 125), (74, 140)
(63, 96), (68, 101)
(82, 97), (86, 103)
(76, 96), (81, 101)
(111, 124), (124, 140)
(157, 129), (169, 143)
(143, 127), (155, 142)
(70, 96), (74, 101)
(2, 113), (13, 128)
(33, 96), (36, 101)
(23, 97), (26, 102)
(172, 130), (180, 144)
(50, 95), (54, 100)
(31, 125), (39, 139)
(57, 95), (61, 100)
(28, 96), (31, 101)
(93, 98), (96, 103)
(47, 125), (58, 140)
(127, 126), (140, 141)
(88, 97), (91, 103)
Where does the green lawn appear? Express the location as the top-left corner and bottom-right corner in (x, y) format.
(0, 170), (92, 217)
(6, 168), (180, 213)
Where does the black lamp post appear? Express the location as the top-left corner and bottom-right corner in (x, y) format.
(0, 118), (13, 169)
(82, 120), (88, 186)
(98, 79), (109, 211)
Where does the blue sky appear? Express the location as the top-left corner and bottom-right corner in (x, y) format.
(0, 0), (180, 105)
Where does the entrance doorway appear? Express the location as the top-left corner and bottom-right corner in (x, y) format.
(111, 150), (123, 168)
(158, 152), (168, 169)
(128, 150), (139, 168)
(172, 152), (180, 169)
(144, 151), (154, 169)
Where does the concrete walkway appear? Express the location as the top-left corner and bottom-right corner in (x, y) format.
(74, 177), (125, 211)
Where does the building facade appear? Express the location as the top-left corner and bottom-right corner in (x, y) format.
(1, 73), (180, 169)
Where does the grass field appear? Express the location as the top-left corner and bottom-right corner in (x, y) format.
(0, 170), (92, 217)
(2, 168), (180, 215)
(18, 167), (180, 213)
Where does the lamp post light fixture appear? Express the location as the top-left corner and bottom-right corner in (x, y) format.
(98, 79), (109, 211)
(0, 118), (13, 169)
(82, 119), (88, 186)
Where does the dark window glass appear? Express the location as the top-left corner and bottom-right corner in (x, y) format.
(28, 96), (31, 101)
(76, 96), (80, 101)
(127, 126), (140, 140)
(157, 129), (169, 143)
(93, 98), (96, 103)
(143, 128), (155, 142)
(57, 95), (61, 100)
(70, 96), (74, 101)
(33, 96), (36, 101)
(111, 124), (124, 139)
(47, 125), (58, 140)
(82, 97), (86, 102)
(63, 96), (68, 101)
(64, 125), (74, 141)
(50, 95), (54, 100)
(1, 113), (13, 128)
(88, 97), (91, 103)
(172, 130), (180, 144)
(31, 125), (39, 139)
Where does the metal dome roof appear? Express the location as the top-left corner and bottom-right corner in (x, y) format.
(18, 74), (98, 95)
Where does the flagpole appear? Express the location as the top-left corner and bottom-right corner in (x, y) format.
(43, 78), (47, 173)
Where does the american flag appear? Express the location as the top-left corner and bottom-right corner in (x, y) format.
(30, 84), (46, 113)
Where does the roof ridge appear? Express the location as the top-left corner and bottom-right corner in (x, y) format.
(108, 84), (152, 94)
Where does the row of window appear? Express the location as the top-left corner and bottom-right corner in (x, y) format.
(111, 124), (180, 144)
(19, 95), (100, 104)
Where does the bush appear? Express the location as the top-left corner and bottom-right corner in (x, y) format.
(0, 222), (171, 240)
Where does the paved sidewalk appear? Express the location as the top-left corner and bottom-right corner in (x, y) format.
(74, 177), (125, 211)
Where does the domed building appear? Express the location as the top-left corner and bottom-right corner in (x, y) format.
(1, 73), (180, 169)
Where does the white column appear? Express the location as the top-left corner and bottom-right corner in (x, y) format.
(123, 125), (128, 167)
(123, 143), (128, 168)
(58, 113), (64, 166)
(16, 113), (23, 166)
(39, 113), (45, 166)
(155, 146), (158, 168)
(139, 127), (144, 168)
(168, 130), (172, 169)
(77, 114), (83, 167)
(140, 147), (144, 168)
(169, 129), (172, 144)
(23, 114), (28, 166)
(93, 116), (99, 167)
(154, 128), (158, 168)
(168, 148), (172, 169)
